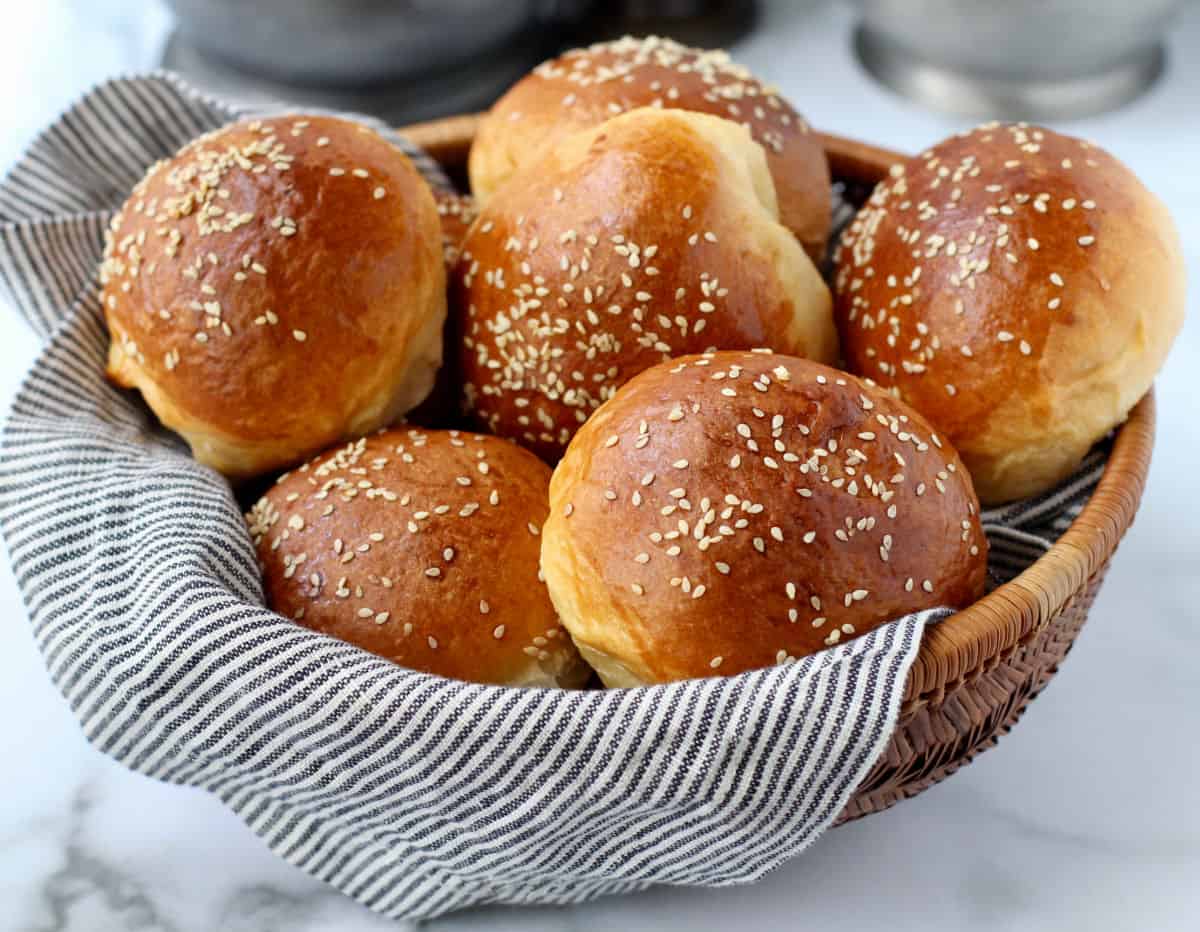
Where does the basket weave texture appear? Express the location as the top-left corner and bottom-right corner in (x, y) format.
(406, 113), (1157, 820)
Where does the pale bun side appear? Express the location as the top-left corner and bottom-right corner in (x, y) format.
(101, 114), (446, 479)
(455, 106), (837, 461)
(541, 351), (987, 686)
(469, 35), (831, 261)
(248, 428), (591, 688)
(833, 122), (1185, 504)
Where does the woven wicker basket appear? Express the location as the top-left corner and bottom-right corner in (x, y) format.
(400, 113), (1155, 822)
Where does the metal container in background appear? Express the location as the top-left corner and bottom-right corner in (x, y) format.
(160, 0), (599, 122)
(165, 0), (535, 86)
(161, 0), (761, 123)
(854, 0), (1184, 120)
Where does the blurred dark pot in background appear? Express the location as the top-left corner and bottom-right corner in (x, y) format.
(164, 0), (545, 86)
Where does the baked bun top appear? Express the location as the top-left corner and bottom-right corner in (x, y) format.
(454, 107), (837, 461)
(540, 351), (987, 686)
(247, 428), (589, 687)
(469, 35), (831, 260)
(833, 122), (1184, 503)
(101, 114), (446, 479)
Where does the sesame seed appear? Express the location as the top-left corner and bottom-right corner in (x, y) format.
(373, 187), (386, 199)
(293, 329), (307, 342)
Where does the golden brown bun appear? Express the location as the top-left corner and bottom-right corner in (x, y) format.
(469, 35), (831, 261)
(833, 122), (1185, 504)
(101, 115), (446, 480)
(247, 428), (590, 687)
(435, 189), (478, 271)
(454, 107), (838, 461)
(541, 351), (987, 686)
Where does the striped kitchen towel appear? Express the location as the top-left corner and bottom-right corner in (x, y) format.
(0, 74), (1108, 921)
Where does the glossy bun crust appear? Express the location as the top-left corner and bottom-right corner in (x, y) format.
(101, 115), (446, 479)
(248, 428), (590, 687)
(833, 122), (1184, 504)
(454, 107), (837, 460)
(470, 35), (831, 261)
(541, 351), (987, 686)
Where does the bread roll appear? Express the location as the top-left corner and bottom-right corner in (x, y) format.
(454, 107), (837, 460)
(541, 351), (987, 686)
(101, 115), (446, 479)
(833, 122), (1184, 504)
(247, 428), (589, 687)
(436, 189), (478, 270)
(405, 190), (479, 426)
(470, 35), (831, 261)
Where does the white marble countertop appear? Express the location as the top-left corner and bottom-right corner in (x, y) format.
(1, 2), (1197, 930)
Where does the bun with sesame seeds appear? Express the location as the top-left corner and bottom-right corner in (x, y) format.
(469, 35), (831, 262)
(454, 106), (838, 461)
(247, 427), (591, 687)
(540, 350), (987, 686)
(833, 122), (1185, 505)
(435, 189), (478, 271)
(403, 189), (480, 427)
(101, 114), (446, 480)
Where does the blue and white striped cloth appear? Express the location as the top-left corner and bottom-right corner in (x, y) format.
(0, 74), (1106, 921)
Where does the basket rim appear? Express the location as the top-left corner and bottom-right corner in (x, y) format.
(400, 112), (1156, 705)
